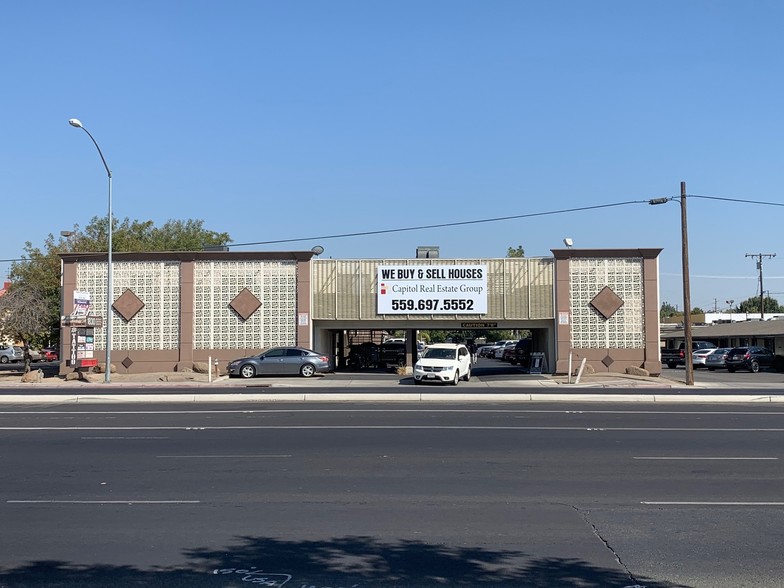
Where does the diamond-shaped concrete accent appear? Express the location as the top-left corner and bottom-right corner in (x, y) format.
(113, 289), (145, 322)
(602, 355), (614, 368)
(230, 288), (262, 321)
(590, 286), (624, 320)
(121, 356), (134, 369)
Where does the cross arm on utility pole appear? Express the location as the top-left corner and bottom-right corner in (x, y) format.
(745, 253), (777, 320)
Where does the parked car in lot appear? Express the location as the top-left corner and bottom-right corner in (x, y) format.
(228, 347), (331, 378)
(725, 346), (776, 373)
(0, 345), (23, 364)
(42, 347), (59, 361)
(380, 341), (407, 367)
(347, 342), (380, 369)
(26, 348), (43, 362)
(510, 338), (532, 366)
(705, 348), (732, 371)
(346, 341), (417, 370)
(692, 347), (717, 368)
(413, 343), (471, 385)
(477, 344), (499, 358)
(494, 340), (517, 359)
(661, 340), (717, 369)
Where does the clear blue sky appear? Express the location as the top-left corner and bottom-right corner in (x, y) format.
(3, 1), (783, 311)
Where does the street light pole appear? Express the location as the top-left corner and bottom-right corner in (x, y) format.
(68, 118), (113, 383)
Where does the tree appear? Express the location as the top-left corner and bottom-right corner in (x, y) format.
(74, 217), (231, 253)
(8, 217), (232, 346)
(419, 329), (517, 344)
(0, 285), (53, 372)
(506, 246), (525, 258)
(737, 295), (784, 314)
(660, 302), (678, 320)
(691, 307), (705, 315)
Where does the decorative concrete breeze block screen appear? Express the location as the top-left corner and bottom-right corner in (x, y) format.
(569, 258), (644, 349)
(76, 261), (180, 350)
(194, 261), (297, 350)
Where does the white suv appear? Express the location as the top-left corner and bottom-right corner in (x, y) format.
(413, 343), (472, 385)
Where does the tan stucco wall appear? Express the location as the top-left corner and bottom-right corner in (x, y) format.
(552, 248), (662, 376)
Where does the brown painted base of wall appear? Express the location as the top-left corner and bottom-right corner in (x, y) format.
(59, 350), (246, 377)
(555, 349), (662, 377)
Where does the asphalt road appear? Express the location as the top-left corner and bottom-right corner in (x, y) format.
(1, 401), (783, 587)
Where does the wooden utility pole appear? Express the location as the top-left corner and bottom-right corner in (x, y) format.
(745, 253), (776, 319)
(681, 181), (694, 386)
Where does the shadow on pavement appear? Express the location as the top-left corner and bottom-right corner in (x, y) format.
(0, 534), (684, 587)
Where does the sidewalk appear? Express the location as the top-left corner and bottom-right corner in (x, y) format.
(0, 367), (698, 389)
(0, 368), (783, 403)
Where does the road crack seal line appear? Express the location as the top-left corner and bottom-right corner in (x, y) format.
(571, 505), (642, 587)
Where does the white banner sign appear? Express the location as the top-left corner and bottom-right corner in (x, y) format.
(72, 290), (91, 317)
(377, 265), (488, 314)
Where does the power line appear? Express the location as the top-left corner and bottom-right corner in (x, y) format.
(221, 193), (784, 248)
(2, 192), (782, 258)
(229, 199), (652, 248)
(689, 194), (784, 207)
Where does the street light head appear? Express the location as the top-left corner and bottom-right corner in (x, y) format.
(68, 118), (83, 128)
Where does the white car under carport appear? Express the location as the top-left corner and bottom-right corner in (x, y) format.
(413, 343), (472, 385)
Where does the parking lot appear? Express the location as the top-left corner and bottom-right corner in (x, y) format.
(658, 364), (784, 386)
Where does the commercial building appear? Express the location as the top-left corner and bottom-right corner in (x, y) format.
(660, 319), (784, 356)
(59, 247), (663, 376)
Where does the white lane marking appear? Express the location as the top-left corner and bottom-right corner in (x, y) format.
(642, 502), (784, 506)
(156, 454), (291, 458)
(7, 500), (200, 504)
(3, 409), (784, 415)
(81, 436), (170, 440)
(2, 426), (784, 432)
(634, 457), (778, 460)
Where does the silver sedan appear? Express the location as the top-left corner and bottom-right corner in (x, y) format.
(228, 347), (331, 378)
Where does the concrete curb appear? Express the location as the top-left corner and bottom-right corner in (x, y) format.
(1, 392), (783, 404)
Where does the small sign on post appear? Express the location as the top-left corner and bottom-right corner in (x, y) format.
(529, 352), (546, 374)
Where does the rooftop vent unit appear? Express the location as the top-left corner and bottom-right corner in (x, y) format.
(416, 246), (439, 259)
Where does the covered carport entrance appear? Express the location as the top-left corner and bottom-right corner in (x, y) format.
(309, 257), (557, 373)
(314, 321), (555, 373)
